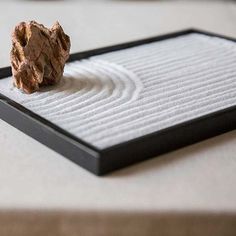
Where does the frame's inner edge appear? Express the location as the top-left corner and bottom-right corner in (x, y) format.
(0, 28), (235, 173)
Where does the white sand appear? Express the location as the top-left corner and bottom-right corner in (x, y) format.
(0, 33), (236, 149)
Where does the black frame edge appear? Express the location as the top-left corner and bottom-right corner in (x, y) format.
(0, 95), (101, 175)
(0, 67), (11, 79)
(67, 29), (194, 62)
(1, 28), (236, 175)
(100, 105), (236, 175)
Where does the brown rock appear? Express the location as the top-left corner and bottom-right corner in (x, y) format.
(10, 21), (71, 94)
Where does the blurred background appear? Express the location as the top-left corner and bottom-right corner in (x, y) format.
(1, 0), (235, 68)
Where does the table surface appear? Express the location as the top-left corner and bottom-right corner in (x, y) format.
(0, 1), (236, 235)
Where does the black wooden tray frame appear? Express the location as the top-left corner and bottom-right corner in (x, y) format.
(1, 29), (236, 175)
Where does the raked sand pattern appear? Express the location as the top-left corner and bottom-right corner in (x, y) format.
(0, 33), (236, 149)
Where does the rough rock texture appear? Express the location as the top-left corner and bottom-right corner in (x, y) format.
(10, 21), (71, 94)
